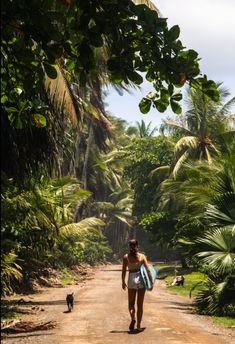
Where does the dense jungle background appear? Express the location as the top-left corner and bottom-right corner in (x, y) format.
(1, 0), (234, 320)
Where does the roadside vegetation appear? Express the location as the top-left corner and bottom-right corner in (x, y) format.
(158, 265), (206, 298)
(157, 264), (235, 328)
(1, 0), (234, 328)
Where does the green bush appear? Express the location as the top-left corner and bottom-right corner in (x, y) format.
(55, 228), (112, 267)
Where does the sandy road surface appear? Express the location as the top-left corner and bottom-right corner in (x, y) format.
(2, 265), (234, 344)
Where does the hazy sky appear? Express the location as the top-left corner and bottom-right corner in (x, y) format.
(105, 0), (235, 129)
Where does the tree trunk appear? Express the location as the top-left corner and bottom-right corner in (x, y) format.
(74, 124), (93, 222)
(69, 133), (81, 177)
(81, 124), (93, 190)
(180, 255), (188, 268)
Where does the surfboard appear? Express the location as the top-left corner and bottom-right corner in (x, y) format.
(140, 264), (158, 290)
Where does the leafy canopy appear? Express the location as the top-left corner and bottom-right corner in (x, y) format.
(1, 0), (219, 129)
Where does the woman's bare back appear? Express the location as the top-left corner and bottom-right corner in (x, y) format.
(124, 252), (144, 271)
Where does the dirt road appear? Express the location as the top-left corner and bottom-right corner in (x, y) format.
(2, 265), (234, 344)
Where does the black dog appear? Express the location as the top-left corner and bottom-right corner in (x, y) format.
(66, 293), (74, 312)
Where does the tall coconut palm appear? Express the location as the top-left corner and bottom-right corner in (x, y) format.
(163, 85), (235, 177)
(153, 133), (235, 259)
(158, 133), (235, 216)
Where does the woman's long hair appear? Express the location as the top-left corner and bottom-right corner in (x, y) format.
(129, 239), (139, 257)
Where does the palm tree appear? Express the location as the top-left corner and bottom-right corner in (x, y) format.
(1, 176), (107, 289)
(93, 188), (135, 254)
(127, 120), (157, 137)
(196, 226), (235, 274)
(158, 132), (235, 217)
(194, 226), (235, 316)
(57, 216), (110, 266)
(1, 252), (23, 296)
(153, 132), (235, 261)
(163, 85), (235, 177)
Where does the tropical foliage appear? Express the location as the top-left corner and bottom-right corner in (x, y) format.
(161, 86), (235, 177)
(195, 226), (235, 316)
(1, 176), (109, 294)
(127, 120), (157, 137)
(1, 0), (219, 128)
(137, 94), (235, 315)
(1, 0), (234, 320)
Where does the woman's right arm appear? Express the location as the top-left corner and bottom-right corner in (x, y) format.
(122, 255), (128, 290)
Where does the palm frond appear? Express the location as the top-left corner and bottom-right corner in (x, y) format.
(196, 226), (235, 273)
(209, 143), (220, 156)
(114, 214), (133, 227)
(219, 97), (235, 115)
(206, 201), (235, 226)
(1, 252), (23, 295)
(94, 202), (115, 210)
(172, 150), (190, 178)
(60, 217), (105, 237)
(44, 64), (79, 127)
(133, 0), (161, 15)
(174, 136), (197, 155)
(149, 165), (170, 180)
(204, 146), (212, 164)
(164, 119), (194, 136)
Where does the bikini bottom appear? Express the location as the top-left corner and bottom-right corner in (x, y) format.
(128, 271), (145, 289)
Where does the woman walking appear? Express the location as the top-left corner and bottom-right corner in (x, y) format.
(122, 239), (153, 332)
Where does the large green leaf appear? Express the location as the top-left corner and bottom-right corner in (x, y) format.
(167, 25), (180, 41)
(196, 226), (235, 273)
(170, 99), (182, 114)
(139, 97), (151, 114)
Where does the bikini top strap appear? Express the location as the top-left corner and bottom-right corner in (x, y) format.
(126, 252), (143, 261)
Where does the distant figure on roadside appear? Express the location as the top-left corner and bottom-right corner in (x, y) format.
(171, 275), (185, 286)
(122, 239), (153, 332)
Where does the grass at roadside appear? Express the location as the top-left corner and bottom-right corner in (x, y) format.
(156, 264), (206, 298)
(59, 267), (80, 286)
(1, 304), (22, 321)
(156, 264), (235, 329)
(212, 316), (235, 328)
(165, 271), (206, 298)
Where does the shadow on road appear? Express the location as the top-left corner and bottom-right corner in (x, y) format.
(6, 300), (78, 306)
(1, 333), (54, 341)
(128, 328), (146, 334)
(110, 330), (129, 334)
(164, 301), (193, 313)
(99, 269), (122, 272)
(110, 328), (146, 335)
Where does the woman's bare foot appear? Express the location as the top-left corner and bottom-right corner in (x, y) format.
(136, 327), (145, 332)
(129, 319), (136, 331)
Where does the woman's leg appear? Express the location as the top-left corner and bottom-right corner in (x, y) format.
(128, 288), (137, 322)
(136, 288), (146, 329)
